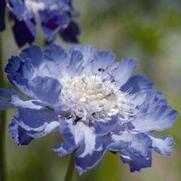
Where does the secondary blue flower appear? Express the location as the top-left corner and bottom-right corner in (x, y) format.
(0, 0), (6, 31)
(0, 44), (177, 174)
(0, 0), (80, 47)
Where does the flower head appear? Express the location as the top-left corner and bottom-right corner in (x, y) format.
(0, 0), (80, 47)
(0, 44), (177, 174)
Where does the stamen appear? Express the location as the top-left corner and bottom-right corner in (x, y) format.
(60, 75), (133, 123)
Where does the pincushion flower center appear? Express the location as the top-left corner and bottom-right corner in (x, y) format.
(60, 75), (129, 122)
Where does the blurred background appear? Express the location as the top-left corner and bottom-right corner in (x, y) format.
(1, 0), (181, 180)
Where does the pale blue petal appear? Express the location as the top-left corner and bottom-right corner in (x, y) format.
(121, 75), (153, 94)
(11, 95), (44, 110)
(149, 135), (175, 155)
(30, 76), (62, 105)
(110, 57), (137, 86)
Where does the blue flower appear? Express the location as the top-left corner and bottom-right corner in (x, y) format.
(0, 0), (80, 47)
(0, 0), (6, 31)
(0, 44), (177, 174)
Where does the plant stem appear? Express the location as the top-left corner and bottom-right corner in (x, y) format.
(0, 33), (6, 181)
(64, 154), (75, 181)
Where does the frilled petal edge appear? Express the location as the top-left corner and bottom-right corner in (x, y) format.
(8, 108), (59, 145)
(54, 120), (112, 175)
(109, 133), (152, 172)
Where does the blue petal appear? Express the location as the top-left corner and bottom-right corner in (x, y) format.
(8, 0), (36, 47)
(8, 115), (33, 145)
(11, 95), (45, 110)
(121, 75), (153, 94)
(8, 108), (59, 144)
(20, 45), (63, 79)
(8, 0), (80, 45)
(44, 44), (67, 63)
(12, 18), (36, 47)
(55, 119), (111, 174)
(0, 0), (6, 31)
(53, 119), (77, 156)
(149, 135), (175, 155)
(30, 76), (62, 105)
(110, 57), (137, 86)
(44, 45), (115, 77)
(75, 146), (106, 175)
(6, 45), (66, 83)
(60, 21), (80, 43)
(5, 48), (62, 104)
(68, 45), (116, 75)
(8, 0), (28, 20)
(132, 92), (178, 132)
(94, 115), (119, 135)
(67, 45), (96, 75)
(0, 88), (19, 110)
(109, 133), (152, 172)
(121, 154), (152, 172)
(91, 50), (116, 74)
(75, 134), (112, 175)
(67, 48), (84, 75)
(5, 54), (35, 95)
(39, 9), (69, 41)
(20, 45), (43, 67)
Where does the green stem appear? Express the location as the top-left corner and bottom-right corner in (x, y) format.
(64, 154), (75, 181)
(0, 34), (6, 181)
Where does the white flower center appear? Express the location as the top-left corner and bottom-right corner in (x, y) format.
(60, 75), (132, 123)
(25, 0), (46, 12)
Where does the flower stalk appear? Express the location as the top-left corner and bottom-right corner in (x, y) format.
(0, 33), (6, 181)
(64, 154), (75, 181)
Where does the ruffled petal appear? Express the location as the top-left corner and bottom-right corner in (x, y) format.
(8, 116), (33, 145)
(109, 57), (137, 86)
(5, 48), (62, 104)
(149, 135), (175, 155)
(133, 96), (177, 132)
(8, 108), (59, 145)
(39, 9), (69, 41)
(12, 18), (36, 47)
(121, 75), (153, 94)
(29, 76), (62, 104)
(109, 133), (152, 172)
(75, 134), (112, 175)
(60, 21), (80, 43)
(53, 119), (77, 157)
(55, 119), (111, 174)
(91, 50), (116, 75)
(94, 115), (119, 135)
(66, 45), (95, 75)
(5, 46), (42, 94)
(121, 154), (152, 172)
(6, 45), (65, 83)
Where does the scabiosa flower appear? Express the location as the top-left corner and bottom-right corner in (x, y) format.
(0, 0), (80, 47)
(0, 44), (177, 174)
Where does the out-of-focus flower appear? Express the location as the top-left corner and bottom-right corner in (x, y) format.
(0, 44), (177, 174)
(0, 0), (6, 31)
(0, 0), (80, 47)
